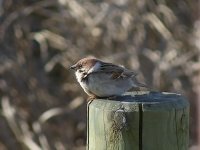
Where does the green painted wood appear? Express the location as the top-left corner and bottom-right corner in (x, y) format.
(87, 91), (189, 150)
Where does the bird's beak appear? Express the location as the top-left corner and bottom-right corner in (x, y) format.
(70, 64), (77, 70)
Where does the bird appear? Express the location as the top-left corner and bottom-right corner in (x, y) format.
(70, 57), (147, 101)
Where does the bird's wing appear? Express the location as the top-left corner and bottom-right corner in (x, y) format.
(97, 62), (137, 79)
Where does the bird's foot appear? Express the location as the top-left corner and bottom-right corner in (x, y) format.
(87, 95), (96, 107)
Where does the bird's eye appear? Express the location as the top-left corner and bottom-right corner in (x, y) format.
(78, 65), (82, 68)
(78, 70), (83, 73)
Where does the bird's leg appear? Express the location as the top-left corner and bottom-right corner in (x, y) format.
(87, 95), (96, 107)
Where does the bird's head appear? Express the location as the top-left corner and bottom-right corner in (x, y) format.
(70, 57), (101, 81)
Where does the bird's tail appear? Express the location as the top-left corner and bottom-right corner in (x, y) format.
(135, 81), (148, 88)
(131, 76), (149, 88)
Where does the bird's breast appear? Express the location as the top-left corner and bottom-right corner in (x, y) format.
(86, 73), (133, 97)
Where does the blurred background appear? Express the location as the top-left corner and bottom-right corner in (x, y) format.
(0, 0), (199, 149)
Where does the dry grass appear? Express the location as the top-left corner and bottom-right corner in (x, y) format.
(0, 0), (199, 149)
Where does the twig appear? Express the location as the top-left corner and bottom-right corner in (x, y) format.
(1, 96), (42, 150)
(0, 0), (57, 40)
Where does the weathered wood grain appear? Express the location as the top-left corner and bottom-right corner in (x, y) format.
(87, 91), (189, 150)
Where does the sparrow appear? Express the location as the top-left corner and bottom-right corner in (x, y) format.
(70, 57), (147, 100)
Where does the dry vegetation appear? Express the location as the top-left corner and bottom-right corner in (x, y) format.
(0, 0), (199, 149)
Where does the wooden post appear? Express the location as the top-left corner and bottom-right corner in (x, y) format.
(87, 91), (189, 150)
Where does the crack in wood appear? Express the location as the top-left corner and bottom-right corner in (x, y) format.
(139, 104), (143, 150)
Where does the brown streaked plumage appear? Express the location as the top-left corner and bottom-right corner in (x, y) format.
(70, 57), (147, 100)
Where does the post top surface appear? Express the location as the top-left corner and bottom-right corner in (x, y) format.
(95, 91), (184, 102)
(92, 91), (189, 110)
